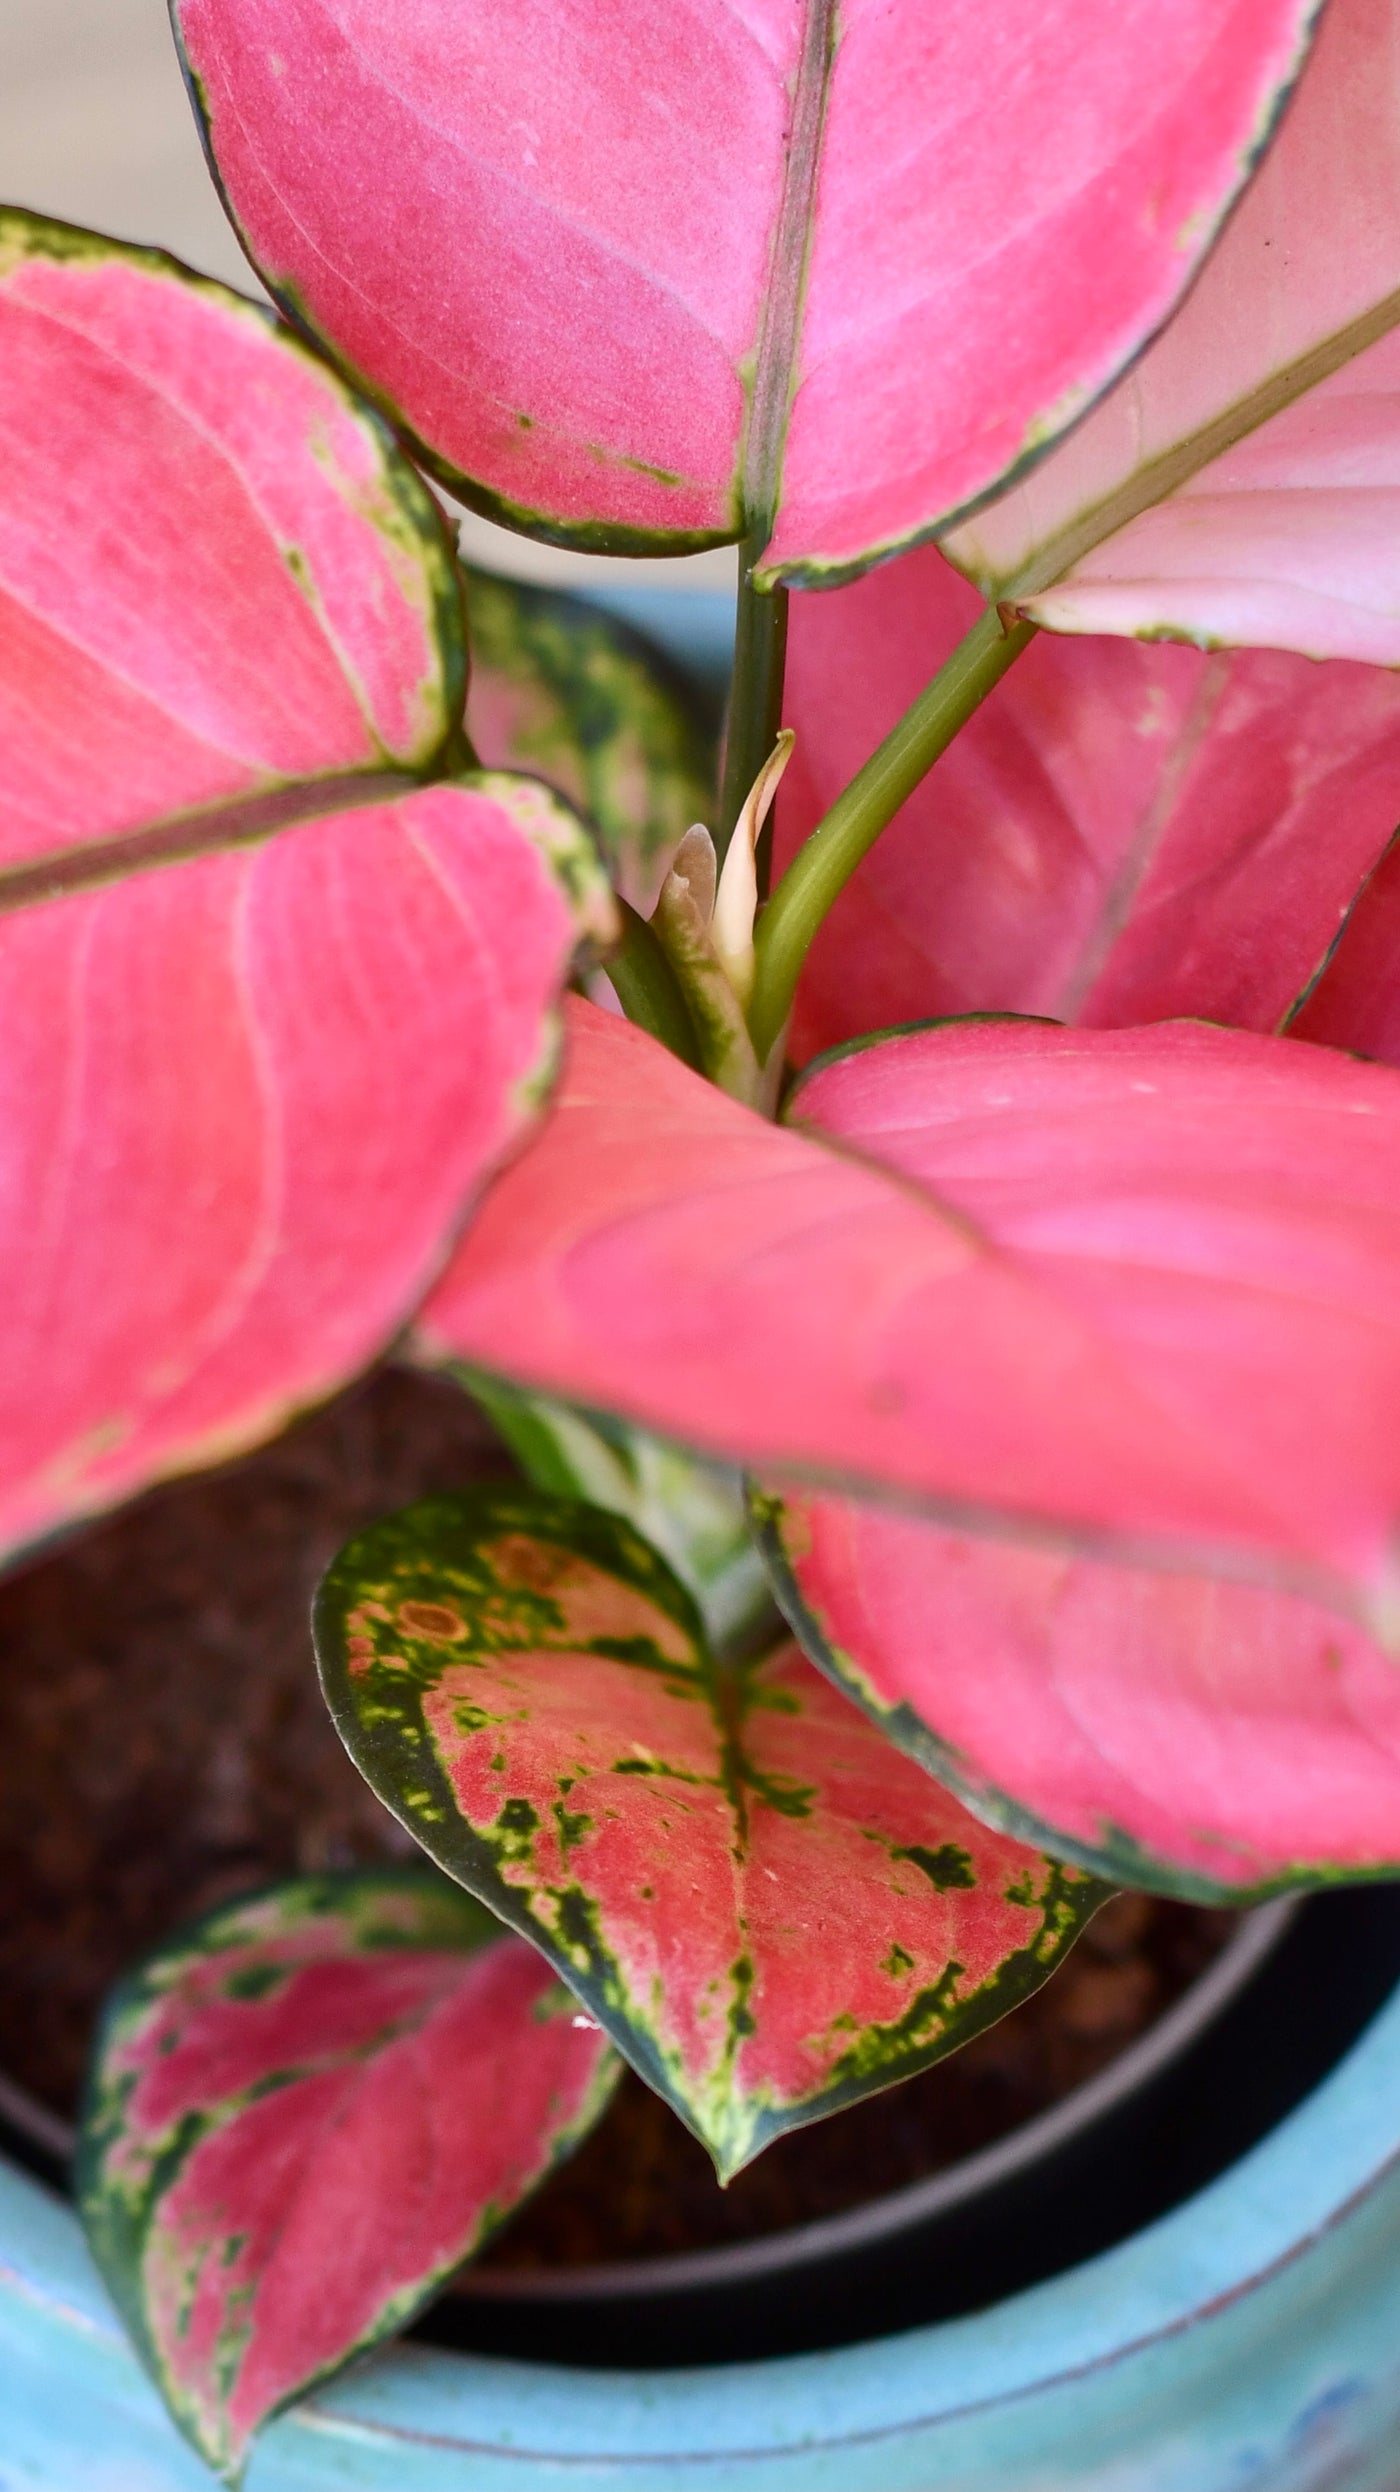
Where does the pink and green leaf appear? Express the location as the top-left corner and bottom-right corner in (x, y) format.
(0, 214), (614, 1569)
(314, 1489), (1105, 2177)
(415, 997), (1400, 1641)
(945, 0), (1400, 665)
(775, 544), (1400, 1063)
(464, 566), (715, 916)
(756, 1485), (1400, 1905)
(173, 0), (1319, 578)
(77, 1871), (618, 2484)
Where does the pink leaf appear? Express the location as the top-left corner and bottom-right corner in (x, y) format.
(173, 0), (1318, 577)
(0, 215), (612, 1567)
(759, 1486), (1400, 1900)
(416, 998), (1400, 1637)
(0, 212), (459, 857)
(316, 1490), (1102, 2175)
(776, 545), (1400, 1062)
(78, 1873), (617, 2481)
(945, 0), (1400, 665)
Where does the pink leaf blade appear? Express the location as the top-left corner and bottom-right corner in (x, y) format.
(775, 544), (1400, 1062)
(0, 777), (610, 1570)
(78, 1872), (617, 2482)
(758, 1484), (1400, 1903)
(0, 211), (462, 871)
(173, 0), (1320, 576)
(314, 1489), (1104, 2177)
(945, 0), (1400, 666)
(416, 998), (1400, 1636)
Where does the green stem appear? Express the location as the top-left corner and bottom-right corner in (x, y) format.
(606, 899), (704, 1070)
(747, 606), (1036, 1061)
(718, 525), (789, 871)
(438, 718), (482, 774)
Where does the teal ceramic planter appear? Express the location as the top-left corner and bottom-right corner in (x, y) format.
(3, 1971), (1400, 2490)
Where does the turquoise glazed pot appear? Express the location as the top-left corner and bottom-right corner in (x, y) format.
(5, 1973), (1400, 2490)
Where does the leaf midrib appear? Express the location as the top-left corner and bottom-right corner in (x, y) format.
(741, 0), (839, 543)
(0, 768), (419, 916)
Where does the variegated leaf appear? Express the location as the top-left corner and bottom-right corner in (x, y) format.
(464, 566), (715, 915)
(78, 1872), (618, 2484)
(315, 1488), (1106, 2179)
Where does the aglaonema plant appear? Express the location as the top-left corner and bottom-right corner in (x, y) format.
(4, 0), (1400, 2472)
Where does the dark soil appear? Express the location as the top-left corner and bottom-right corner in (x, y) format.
(0, 1368), (1233, 2266)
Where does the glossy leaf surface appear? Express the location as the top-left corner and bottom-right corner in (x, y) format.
(946, 0), (1400, 664)
(79, 1872), (618, 2483)
(417, 998), (1400, 1638)
(464, 567), (714, 915)
(759, 1487), (1400, 1902)
(776, 546), (1400, 1063)
(0, 215), (613, 1567)
(316, 1490), (1104, 2176)
(174, 0), (1318, 578)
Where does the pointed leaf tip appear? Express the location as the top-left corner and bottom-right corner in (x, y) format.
(77, 1872), (618, 2478)
(315, 1488), (1104, 2176)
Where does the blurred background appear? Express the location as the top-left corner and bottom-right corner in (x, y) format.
(0, 0), (736, 645)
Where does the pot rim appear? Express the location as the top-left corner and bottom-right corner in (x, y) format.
(0, 1897), (1294, 2307)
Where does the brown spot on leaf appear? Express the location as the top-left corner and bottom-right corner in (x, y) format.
(397, 1601), (468, 1644)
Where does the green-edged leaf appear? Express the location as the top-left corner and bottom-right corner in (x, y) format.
(462, 1368), (777, 1658)
(463, 567), (715, 914)
(755, 1482), (1400, 1904)
(314, 1490), (1106, 2179)
(78, 1871), (618, 2483)
(944, 0), (1400, 668)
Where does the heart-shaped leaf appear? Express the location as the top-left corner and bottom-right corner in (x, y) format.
(315, 1490), (1106, 2177)
(463, 566), (714, 916)
(757, 1486), (1400, 1903)
(0, 215), (612, 1568)
(945, 0), (1400, 665)
(415, 997), (1400, 1640)
(776, 545), (1400, 1063)
(78, 1871), (618, 2484)
(173, 0), (1319, 578)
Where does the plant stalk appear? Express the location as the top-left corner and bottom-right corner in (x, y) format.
(718, 526), (789, 871)
(606, 898), (704, 1069)
(746, 605), (1036, 1061)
